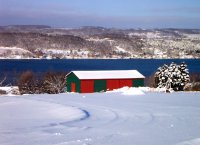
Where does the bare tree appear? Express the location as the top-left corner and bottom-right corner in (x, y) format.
(42, 72), (66, 94)
(0, 76), (6, 86)
(18, 71), (38, 94)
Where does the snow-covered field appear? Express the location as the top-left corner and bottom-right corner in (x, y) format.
(0, 89), (200, 145)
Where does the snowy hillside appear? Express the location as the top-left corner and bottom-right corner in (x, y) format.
(0, 89), (200, 145)
(0, 47), (34, 59)
(0, 26), (200, 59)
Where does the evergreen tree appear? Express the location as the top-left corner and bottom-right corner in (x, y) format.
(154, 62), (190, 91)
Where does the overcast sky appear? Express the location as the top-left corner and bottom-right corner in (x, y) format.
(0, 0), (200, 28)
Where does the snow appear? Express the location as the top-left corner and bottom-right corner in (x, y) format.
(107, 87), (145, 95)
(0, 87), (13, 92)
(0, 47), (30, 53)
(68, 70), (145, 79)
(115, 46), (127, 53)
(0, 47), (33, 59)
(1, 89), (200, 145)
(0, 86), (18, 95)
(87, 38), (114, 43)
(176, 138), (200, 145)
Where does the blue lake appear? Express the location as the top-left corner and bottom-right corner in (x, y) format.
(0, 59), (199, 84)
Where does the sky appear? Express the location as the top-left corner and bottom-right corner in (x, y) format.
(0, 0), (200, 28)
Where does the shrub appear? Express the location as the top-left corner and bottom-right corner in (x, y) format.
(0, 89), (7, 95)
(184, 73), (200, 91)
(184, 82), (200, 91)
(17, 71), (66, 94)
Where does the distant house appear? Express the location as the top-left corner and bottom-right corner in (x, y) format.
(66, 70), (145, 93)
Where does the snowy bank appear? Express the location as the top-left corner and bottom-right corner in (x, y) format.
(106, 87), (145, 95)
(0, 86), (19, 95)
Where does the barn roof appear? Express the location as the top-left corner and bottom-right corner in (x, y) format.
(67, 70), (145, 79)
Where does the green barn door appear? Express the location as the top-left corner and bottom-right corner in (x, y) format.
(94, 80), (106, 92)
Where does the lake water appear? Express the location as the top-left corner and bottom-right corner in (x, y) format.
(0, 59), (199, 84)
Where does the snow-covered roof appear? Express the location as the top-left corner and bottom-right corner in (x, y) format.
(67, 70), (145, 80)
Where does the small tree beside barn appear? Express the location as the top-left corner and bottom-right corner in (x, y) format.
(66, 70), (145, 93)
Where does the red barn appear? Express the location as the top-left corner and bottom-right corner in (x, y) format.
(66, 70), (145, 93)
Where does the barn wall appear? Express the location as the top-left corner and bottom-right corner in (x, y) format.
(107, 80), (120, 90)
(94, 80), (106, 92)
(107, 79), (133, 91)
(133, 79), (144, 87)
(81, 80), (94, 93)
(119, 79), (133, 88)
(66, 73), (80, 92)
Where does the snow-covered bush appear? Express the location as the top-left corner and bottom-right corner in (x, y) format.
(155, 62), (190, 91)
